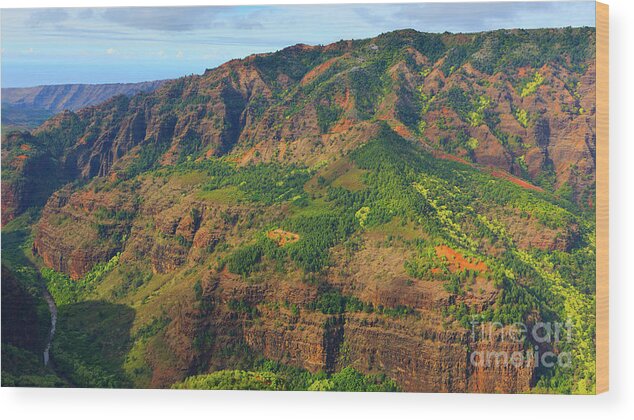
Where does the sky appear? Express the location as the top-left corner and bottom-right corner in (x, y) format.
(1, 2), (596, 88)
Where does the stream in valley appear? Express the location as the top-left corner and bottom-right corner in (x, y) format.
(42, 288), (57, 366)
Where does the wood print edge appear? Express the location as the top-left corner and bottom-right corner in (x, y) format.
(595, 0), (609, 395)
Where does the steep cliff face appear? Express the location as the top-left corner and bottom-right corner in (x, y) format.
(152, 271), (534, 392)
(33, 185), (136, 279)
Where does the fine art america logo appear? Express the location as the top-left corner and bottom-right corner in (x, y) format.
(469, 316), (573, 369)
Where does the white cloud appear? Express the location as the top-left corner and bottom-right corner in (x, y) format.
(101, 7), (222, 32)
(106, 48), (116, 55)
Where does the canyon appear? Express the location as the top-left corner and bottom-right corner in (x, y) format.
(1, 27), (596, 393)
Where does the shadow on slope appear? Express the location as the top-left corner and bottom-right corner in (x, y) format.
(51, 300), (135, 388)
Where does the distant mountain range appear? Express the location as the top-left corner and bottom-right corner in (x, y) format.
(1, 80), (168, 129)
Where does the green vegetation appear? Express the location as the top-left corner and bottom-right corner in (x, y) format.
(330, 166), (367, 191)
(310, 291), (346, 314)
(308, 290), (416, 318)
(51, 300), (134, 388)
(348, 63), (386, 119)
(441, 43), (479, 76)
(224, 210), (356, 276)
(176, 132), (205, 163)
(32, 110), (90, 155)
(42, 253), (120, 306)
(196, 185), (246, 204)
(520, 72), (545, 97)
(1, 212), (68, 387)
(1, 344), (67, 387)
(444, 88), (490, 128)
(174, 370), (285, 390)
(197, 160), (311, 205)
(33, 253), (134, 387)
(468, 27), (594, 75)
(515, 108), (530, 128)
(325, 367), (399, 392)
(251, 45), (343, 86)
(467, 96), (491, 127)
(315, 102), (343, 133)
(445, 87), (472, 119)
(285, 213), (356, 272)
(225, 244), (264, 277)
(465, 137), (479, 151)
(173, 365), (398, 392)
(110, 265), (153, 300)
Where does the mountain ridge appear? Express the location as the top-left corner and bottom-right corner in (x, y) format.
(1, 80), (169, 130)
(1, 27), (596, 224)
(2, 80), (169, 112)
